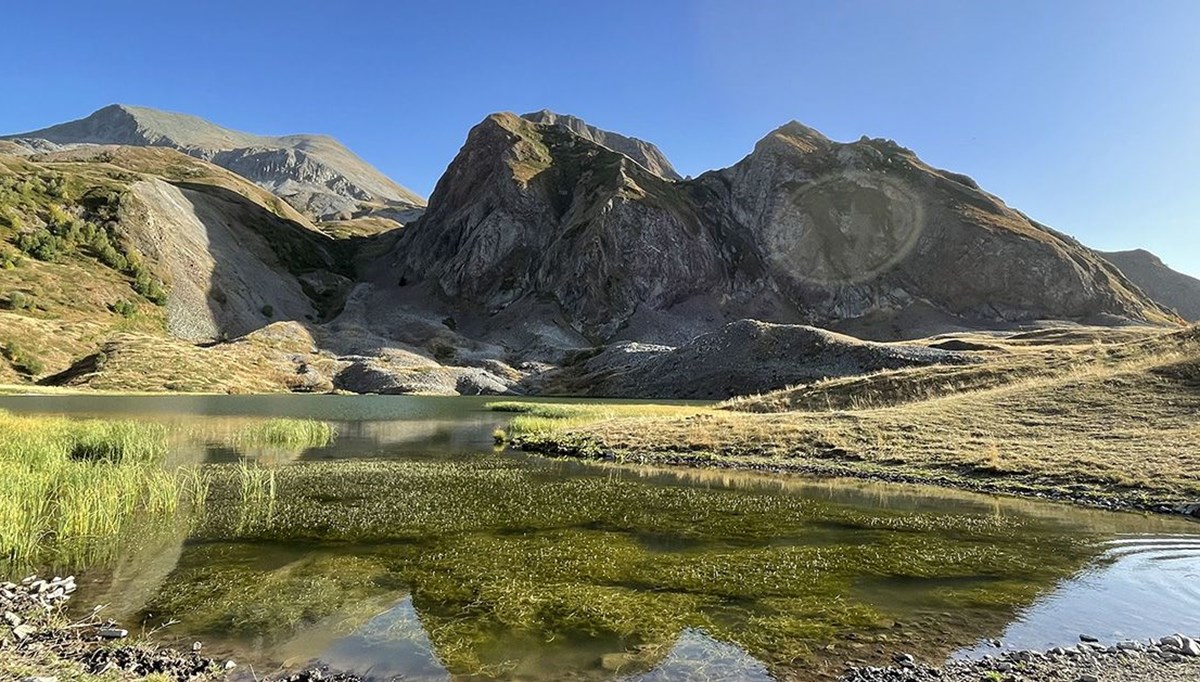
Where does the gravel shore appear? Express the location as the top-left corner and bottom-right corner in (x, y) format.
(6, 575), (1199, 681)
(840, 636), (1200, 682)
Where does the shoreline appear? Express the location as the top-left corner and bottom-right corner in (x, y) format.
(512, 439), (1200, 522)
(5, 574), (1200, 682)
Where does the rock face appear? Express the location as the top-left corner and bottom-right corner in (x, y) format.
(129, 178), (348, 341)
(1099, 249), (1200, 320)
(521, 110), (681, 180)
(2, 104), (424, 220)
(389, 112), (1176, 346)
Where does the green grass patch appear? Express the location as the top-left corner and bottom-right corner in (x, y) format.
(233, 418), (336, 448)
(487, 401), (705, 442)
(0, 410), (201, 569)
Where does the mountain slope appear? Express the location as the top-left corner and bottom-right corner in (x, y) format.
(0, 147), (354, 384)
(385, 112), (1177, 347)
(2, 104), (424, 220)
(1099, 249), (1200, 320)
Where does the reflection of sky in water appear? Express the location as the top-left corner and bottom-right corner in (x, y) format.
(8, 394), (1200, 677)
(959, 534), (1200, 657)
(317, 597), (450, 681)
(626, 629), (772, 682)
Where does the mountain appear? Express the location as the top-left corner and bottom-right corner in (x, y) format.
(2, 104), (424, 220)
(521, 110), (681, 180)
(0, 107), (1187, 396)
(386, 112), (1176, 351)
(1098, 249), (1200, 321)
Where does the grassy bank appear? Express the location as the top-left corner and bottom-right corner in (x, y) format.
(0, 411), (334, 569)
(0, 410), (202, 569)
(494, 326), (1200, 511)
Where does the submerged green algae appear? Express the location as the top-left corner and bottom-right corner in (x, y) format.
(135, 456), (1104, 678)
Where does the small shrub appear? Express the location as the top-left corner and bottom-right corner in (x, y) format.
(16, 228), (65, 262)
(131, 268), (167, 305)
(111, 299), (137, 318)
(2, 291), (33, 311)
(0, 245), (22, 269)
(1, 340), (45, 376)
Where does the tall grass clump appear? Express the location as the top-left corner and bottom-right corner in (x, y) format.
(234, 418), (336, 448)
(0, 410), (199, 568)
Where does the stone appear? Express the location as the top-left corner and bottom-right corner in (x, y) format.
(12, 623), (35, 640)
(1077, 675), (1099, 682)
(224, 661), (238, 670)
(600, 653), (635, 671)
(1079, 633), (1099, 643)
(1181, 637), (1200, 657)
(192, 641), (203, 652)
(97, 627), (128, 639)
(4, 611), (21, 627)
(1160, 635), (1184, 649)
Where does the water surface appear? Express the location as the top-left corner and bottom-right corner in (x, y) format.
(3, 395), (1198, 681)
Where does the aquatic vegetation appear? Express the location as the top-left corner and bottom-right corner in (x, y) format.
(156, 456), (1100, 677)
(233, 417), (336, 448)
(0, 410), (201, 569)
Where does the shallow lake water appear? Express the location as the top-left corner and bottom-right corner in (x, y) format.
(3, 395), (1199, 681)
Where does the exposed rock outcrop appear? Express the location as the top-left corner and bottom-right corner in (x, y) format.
(387, 112), (1177, 349)
(3, 104), (424, 220)
(1099, 249), (1200, 320)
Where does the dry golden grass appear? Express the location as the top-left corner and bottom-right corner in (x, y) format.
(513, 326), (1200, 505)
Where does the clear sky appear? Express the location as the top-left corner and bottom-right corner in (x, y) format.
(3, 0), (1198, 276)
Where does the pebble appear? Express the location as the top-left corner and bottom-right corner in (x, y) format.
(98, 627), (129, 639)
(839, 633), (1200, 682)
(1079, 633), (1099, 643)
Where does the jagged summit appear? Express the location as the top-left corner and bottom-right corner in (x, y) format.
(3, 104), (424, 220)
(387, 112), (1177, 346)
(520, 109), (682, 180)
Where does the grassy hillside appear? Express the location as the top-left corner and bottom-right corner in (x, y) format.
(498, 325), (1200, 508)
(0, 155), (173, 381)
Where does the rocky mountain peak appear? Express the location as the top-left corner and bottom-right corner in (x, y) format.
(519, 109), (682, 181)
(761, 120), (833, 152)
(387, 112), (1178, 349)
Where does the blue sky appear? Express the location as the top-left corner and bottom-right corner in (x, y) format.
(3, 0), (1198, 276)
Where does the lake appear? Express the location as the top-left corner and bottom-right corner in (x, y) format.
(2, 395), (1198, 681)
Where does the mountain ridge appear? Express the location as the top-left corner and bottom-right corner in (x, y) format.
(2, 104), (424, 220)
(382, 110), (1177, 352)
(0, 105), (1190, 396)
